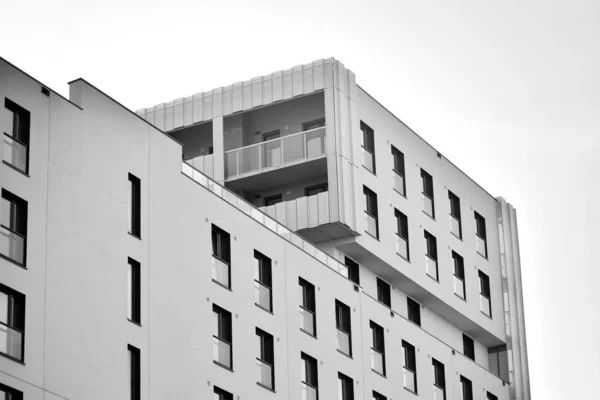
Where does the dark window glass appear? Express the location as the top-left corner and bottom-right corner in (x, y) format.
(344, 257), (360, 285)
(474, 212), (488, 257)
(0, 382), (23, 400)
(424, 231), (438, 280)
(407, 298), (421, 326)
(377, 278), (391, 307)
(361, 121), (376, 174)
(448, 191), (462, 238)
(338, 372), (354, 400)
(487, 392), (498, 400)
(211, 225), (231, 288)
(128, 174), (141, 237)
(254, 251), (273, 312)
(453, 251), (466, 299)
(391, 146), (406, 196)
(302, 118), (325, 131)
(213, 305), (233, 369)
(301, 352), (318, 393)
(460, 376), (473, 400)
(3, 98), (30, 174)
(363, 186), (379, 238)
(335, 300), (352, 356)
(402, 340), (417, 393)
(1, 190), (27, 266)
(263, 194), (282, 207)
(479, 270), (492, 317)
(214, 386), (233, 400)
(0, 284), (25, 362)
(256, 328), (275, 390)
(372, 391), (387, 400)
(395, 209), (409, 260)
(433, 358), (446, 393)
(299, 278), (316, 336)
(421, 169), (435, 218)
(128, 345), (140, 400)
(128, 258), (141, 324)
(463, 334), (475, 361)
(370, 321), (386, 376)
(479, 271), (491, 298)
(305, 183), (328, 197)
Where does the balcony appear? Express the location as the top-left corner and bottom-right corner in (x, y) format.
(425, 255), (438, 280)
(364, 212), (378, 238)
(450, 214), (461, 238)
(0, 225), (25, 265)
(301, 382), (318, 400)
(213, 336), (232, 369)
(256, 358), (274, 390)
(422, 193), (434, 218)
(225, 127), (326, 180)
(212, 256), (230, 288)
(254, 280), (272, 312)
(403, 367), (416, 392)
(476, 234), (487, 258)
(433, 384), (446, 400)
(454, 275), (466, 299)
(396, 234), (408, 260)
(2, 133), (28, 174)
(0, 322), (23, 361)
(185, 153), (214, 179)
(480, 294), (492, 317)
(336, 329), (351, 356)
(370, 349), (385, 375)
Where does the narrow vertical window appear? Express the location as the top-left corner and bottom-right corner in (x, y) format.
(1, 189), (27, 266)
(463, 334), (475, 361)
(370, 321), (386, 376)
(213, 387), (233, 400)
(460, 376), (473, 400)
(448, 191), (462, 238)
(361, 121), (376, 174)
(338, 372), (354, 400)
(407, 298), (421, 327)
(391, 146), (406, 196)
(421, 169), (435, 218)
(128, 174), (141, 238)
(256, 328), (275, 390)
(376, 278), (391, 307)
(127, 345), (140, 400)
(0, 382), (23, 400)
(3, 98), (30, 174)
(402, 341), (417, 393)
(343, 257), (360, 285)
(335, 300), (351, 357)
(211, 225), (231, 288)
(372, 391), (387, 400)
(424, 231), (438, 281)
(0, 284), (25, 362)
(395, 209), (409, 261)
(363, 186), (379, 239)
(452, 251), (466, 300)
(299, 278), (316, 337)
(432, 358), (446, 400)
(474, 212), (488, 258)
(127, 258), (141, 324)
(213, 305), (233, 369)
(301, 352), (318, 399)
(487, 392), (498, 400)
(479, 271), (492, 317)
(254, 251), (272, 312)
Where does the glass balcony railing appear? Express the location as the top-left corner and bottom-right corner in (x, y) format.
(364, 212), (378, 238)
(403, 367), (416, 392)
(301, 382), (318, 400)
(2, 133), (28, 173)
(393, 171), (405, 196)
(480, 294), (492, 317)
(224, 127), (326, 179)
(422, 193), (434, 218)
(433, 384), (446, 400)
(256, 358), (274, 389)
(337, 329), (351, 356)
(362, 148), (375, 173)
(212, 336), (231, 369)
(396, 234), (408, 260)
(450, 215), (461, 238)
(299, 307), (315, 336)
(425, 255), (438, 280)
(0, 225), (25, 265)
(254, 280), (272, 312)
(476, 234), (487, 258)
(212, 256), (230, 287)
(0, 322), (23, 361)
(371, 349), (385, 375)
(454, 276), (465, 299)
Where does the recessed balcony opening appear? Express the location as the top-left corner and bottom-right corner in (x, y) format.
(169, 121), (214, 177)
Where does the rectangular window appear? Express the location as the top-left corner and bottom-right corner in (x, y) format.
(487, 392), (498, 400)
(424, 231), (438, 281)
(3, 98), (30, 174)
(376, 278), (391, 307)
(395, 209), (409, 260)
(299, 278), (316, 337)
(421, 169), (435, 218)
(391, 146), (406, 196)
(254, 251), (272, 312)
(213, 386), (233, 400)
(128, 174), (141, 238)
(338, 372), (354, 400)
(363, 186), (379, 239)
(0, 382), (23, 400)
(432, 358), (446, 400)
(370, 321), (386, 376)
(361, 121), (376, 174)
(335, 300), (352, 357)
(463, 334), (475, 361)
(0, 284), (25, 362)
(453, 251), (466, 300)
(407, 297), (421, 327)
(474, 212), (488, 258)
(263, 194), (282, 207)
(372, 391), (386, 400)
(127, 258), (141, 324)
(343, 257), (360, 285)
(211, 225), (231, 288)
(488, 345), (509, 381)
(256, 328), (274, 390)
(127, 345), (140, 400)
(402, 341), (417, 393)
(460, 376), (473, 400)
(213, 305), (233, 369)
(1, 189), (27, 266)
(448, 191), (462, 238)
(305, 183), (328, 197)
(479, 271), (492, 317)
(301, 352), (318, 400)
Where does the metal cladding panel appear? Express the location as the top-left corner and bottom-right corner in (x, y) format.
(349, 97), (360, 165)
(232, 82), (243, 113)
(242, 80), (252, 111)
(202, 92), (212, 121)
(204, 154), (214, 179)
(174, 98), (184, 129)
(317, 192), (330, 225)
(348, 69), (357, 103)
(334, 60), (348, 97)
(164, 102), (174, 131)
(213, 116), (224, 183)
(262, 76), (273, 106)
(282, 68), (293, 100)
(222, 86), (232, 116)
(272, 71), (283, 102)
(212, 88), (222, 118)
(324, 89), (339, 224)
(296, 196), (308, 230)
(303, 64), (314, 94)
(154, 104), (165, 131)
(292, 65), (303, 97)
(192, 94), (202, 123)
(145, 109), (155, 125)
(327, 153), (340, 223)
(275, 201), (287, 225)
(339, 155), (353, 227)
(307, 194), (319, 228)
(323, 58), (334, 89)
(313, 59), (324, 91)
(265, 205), (276, 219)
(183, 97), (194, 126)
(252, 77), (262, 108)
(286, 199), (297, 231)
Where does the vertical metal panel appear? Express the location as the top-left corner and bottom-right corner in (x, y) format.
(313, 59), (324, 90)
(252, 77), (262, 108)
(349, 98), (360, 165)
(340, 158), (353, 227)
(232, 82), (243, 113)
(324, 58), (334, 88)
(262, 75), (272, 106)
(145, 109), (155, 125)
(308, 194), (319, 228)
(154, 104), (164, 131)
(164, 102), (174, 131)
(202, 92), (213, 121)
(272, 71), (283, 102)
(275, 202), (287, 226)
(348, 69), (357, 104)
(222, 86), (232, 116)
(303, 64), (314, 94)
(174, 98), (184, 129)
(213, 116), (225, 182)
(282, 68), (293, 100)
(265, 205), (276, 219)
(296, 196), (308, 230)
(317, 192), (329, 225)
(212, 88), (222, 118)
(183, 96), (193, 126)
(193, 94), (203, 123)
(242, 80), (252, 110)
(292, 65), (303, 97)
(205, 154), (214, 179)
(286, 200), (297, 231)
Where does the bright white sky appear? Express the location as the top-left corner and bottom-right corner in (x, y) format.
(2, 0), (598, 398)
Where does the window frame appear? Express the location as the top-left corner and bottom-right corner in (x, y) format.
(343, 256), (360, 285)
(301, 352), (319, 397)
(474, 211), (488, 258)
(407, 297), (421, 327)
(299, 278), (317, 337)
(360, 121), (376, 174)
(402, 340), (418, 393)
(372, 391), (387, 400)
(256, 328), (275, 390)
(395, 209), (410, 261)
(478, 270), (492, 317)
(370, 321), (386, 376)
(213, 304), (233, 370)
(128, 174), (141, 238)
(463, 334), (475, 361)
(254, 250), (273, 313)
(452, 251), (466, 300)
(424, 230), (439, 281)
(376, 278), (391, 308)
(335, 300), (352, 357)
(213, 386), (233, 400)
(127, 258), (141, 325)
(211, 224), (232, 289)
(338, 372), (354, 400)
(460, 375), (473, 400)
(305, 183), (328, 197)
(448, 191), (462, 239)
(263, 194), (283, 207)
(3, 98), (31, 175)
(0, 189), (28, 267)
(127, 344), (141, 400)
(363, 186), (379, 239)
(420, 169), (435, 218)
(0, 283), (26, 363)
(391, 145), (406, 196)
(432, 358), (446, 399)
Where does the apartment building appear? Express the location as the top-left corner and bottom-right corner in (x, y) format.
(0, 57), (530, 400)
